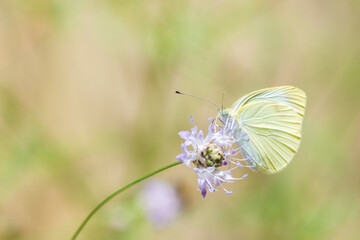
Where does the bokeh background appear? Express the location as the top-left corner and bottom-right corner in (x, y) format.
(1, 0), (360, 239)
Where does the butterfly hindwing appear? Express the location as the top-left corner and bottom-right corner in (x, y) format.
(235, 100), (303, 174)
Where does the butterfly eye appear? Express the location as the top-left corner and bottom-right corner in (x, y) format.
(221, 109), (228, 117)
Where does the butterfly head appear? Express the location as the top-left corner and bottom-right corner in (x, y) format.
(218, 108), (234, 124)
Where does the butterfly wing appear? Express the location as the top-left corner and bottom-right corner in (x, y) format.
(235, 101), (303, 174)
(230, 86), (306, 117)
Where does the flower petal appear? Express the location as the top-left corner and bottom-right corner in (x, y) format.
(207, 117), (214, 122)
(201, 188), (207, 198)
(176, 153), (186, 162)
(178, 131), (191, 140)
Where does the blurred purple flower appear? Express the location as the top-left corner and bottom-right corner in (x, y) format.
(177, 115), (249, 198)
(140, 180), (182, 228)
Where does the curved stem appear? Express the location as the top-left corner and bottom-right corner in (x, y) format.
(71, 161), (182, 240)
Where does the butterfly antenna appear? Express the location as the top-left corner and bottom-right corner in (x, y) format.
(175, 91), (221, 111)
(221, 91), (226, 111)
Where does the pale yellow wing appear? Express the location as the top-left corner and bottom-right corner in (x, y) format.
(235, 101), (303, 174)
(230, 86), (306, 117)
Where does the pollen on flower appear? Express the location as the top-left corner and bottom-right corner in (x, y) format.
(176, 115), (250, 198)
(196, 144), (224, 168)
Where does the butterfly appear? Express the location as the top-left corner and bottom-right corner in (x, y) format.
(219, 86), (306, 174)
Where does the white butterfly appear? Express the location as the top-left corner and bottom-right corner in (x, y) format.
(219, 86), (306, 174)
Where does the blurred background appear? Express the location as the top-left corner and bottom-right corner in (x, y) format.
(0, 0), (359, 239)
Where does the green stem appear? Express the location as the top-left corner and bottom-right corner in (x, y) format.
(71, 161), (182, 240)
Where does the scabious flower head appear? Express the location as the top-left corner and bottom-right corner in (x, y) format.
(176, 115), (249, 198)
(140, 180), (182, 228)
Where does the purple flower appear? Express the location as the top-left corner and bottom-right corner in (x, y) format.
(140, 180), (182, 228)
(176, 116), (250, 198)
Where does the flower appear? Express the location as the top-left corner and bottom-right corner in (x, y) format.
(140, 180), (182, 228)
(176, 115), (249, 198)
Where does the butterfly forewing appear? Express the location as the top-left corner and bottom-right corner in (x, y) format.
(231, 86), (306, 117)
